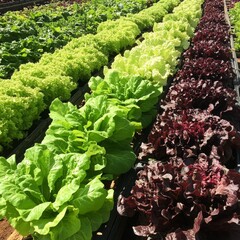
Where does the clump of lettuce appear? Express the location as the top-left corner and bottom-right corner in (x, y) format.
(105, 40), (180, 85)
(103, 11), (198, 87)
(183, 40), (231, 61)
(86, 70), (161, 128)
(0, 70), (163, 239)
(117, 155), (240, 239)
(162, 79), (240, 121)
(42, 96), (137, 177)
(175, 57), (235, 87)
(0, 67), (163, 240)
(0, 80), (45, 152)
(42, 70), (162, 177)
(0, 145), (113, 240)
(139, 109), (240, 165)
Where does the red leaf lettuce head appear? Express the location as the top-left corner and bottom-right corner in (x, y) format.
(192, 28), (230, 45)
(175, 58), (235, 87)
(183, 40), (231, 61)
(162, 79), (240, 122)
(139, 109), (240, 165)
(117, 156), (240, 239)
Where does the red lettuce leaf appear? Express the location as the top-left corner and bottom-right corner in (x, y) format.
(139, 109), (240, 164)
(183, 40), (231, 61)
(192, 28), (230, 44)
(175, 58), (235, 87)
(162, 79), (239, 119)
(117, 157), (240, 239)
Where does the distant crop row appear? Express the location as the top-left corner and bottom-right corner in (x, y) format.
(0, 0), (152, 79)
(230, 1), (240, 51)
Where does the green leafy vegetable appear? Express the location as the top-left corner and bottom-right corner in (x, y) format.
(86, 70), (161, 126)
(0, 80), (45, 151)
(0, 145), (113, 239)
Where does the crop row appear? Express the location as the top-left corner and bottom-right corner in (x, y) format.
(0, 0), (204, 239)
(0, 0), (155, 79)
(230, 1), (240, 51)
(118, 0), (240, 239)
(0, 0), (180, 152)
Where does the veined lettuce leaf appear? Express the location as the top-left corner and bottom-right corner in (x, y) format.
(87, 189), (114, 231)
(71, 177), (107, 215)
(102, 141), (136, 176)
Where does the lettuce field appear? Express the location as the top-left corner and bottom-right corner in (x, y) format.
(0, 0), (240, 239)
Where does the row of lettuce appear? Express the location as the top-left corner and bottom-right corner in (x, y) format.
(230, 1), (240, 51)
(0, 0), (204, 239)
(118, 0), (240, 239)
(0, 0), (180, 153)
(0, 0), (153, 79)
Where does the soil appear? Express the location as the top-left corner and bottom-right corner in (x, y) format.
(0, 219), (23, 240)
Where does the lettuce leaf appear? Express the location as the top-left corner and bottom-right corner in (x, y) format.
(87, 70), (161, 113)
(118, 157), (240, 238)
(0, 146), (112, 239)
(42, 98), (137, 176)
(102, 141), (136, 176)
(71, 177), (107, 215)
